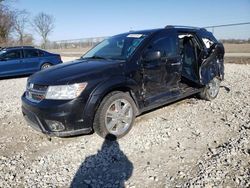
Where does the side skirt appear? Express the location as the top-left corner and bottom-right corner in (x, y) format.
(139, 87), (203, 114)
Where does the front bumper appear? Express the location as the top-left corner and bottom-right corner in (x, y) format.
(21, 94), (92, 137)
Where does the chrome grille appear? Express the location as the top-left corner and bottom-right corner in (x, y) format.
(26, 82), (48, 102)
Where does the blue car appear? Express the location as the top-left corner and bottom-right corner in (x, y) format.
(0, 46), (62, 78)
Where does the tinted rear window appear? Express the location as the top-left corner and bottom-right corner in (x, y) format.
(24, 49), (41, 58)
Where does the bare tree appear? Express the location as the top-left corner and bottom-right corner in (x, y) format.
(13, 10), (30, 45)
(33, 12), (54, 49)
(0, 2), (15, 45)
(21, 34), (33, 45)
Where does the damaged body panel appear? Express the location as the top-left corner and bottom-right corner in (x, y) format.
(177, 28), (225, 86)
(199, 43), (225, 85)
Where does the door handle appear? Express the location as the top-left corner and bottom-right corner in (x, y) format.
(171, 62), (181, 66)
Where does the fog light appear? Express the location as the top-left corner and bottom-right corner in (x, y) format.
(45, 120), (65, 131)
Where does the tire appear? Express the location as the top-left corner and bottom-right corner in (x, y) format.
(199, 77), (221, 101)
(93, 91), (137, 140)
(41, 63), (52, 70)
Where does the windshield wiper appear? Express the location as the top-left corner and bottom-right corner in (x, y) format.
(80, 55), (125, 61)
(81, 55), (107, 60)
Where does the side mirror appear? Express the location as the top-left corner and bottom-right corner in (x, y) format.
(143, 51), (161, 62)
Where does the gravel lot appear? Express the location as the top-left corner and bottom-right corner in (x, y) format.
(0, 62), (249, 187)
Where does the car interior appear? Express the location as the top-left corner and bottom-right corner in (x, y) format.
(178, 33), (202, 83)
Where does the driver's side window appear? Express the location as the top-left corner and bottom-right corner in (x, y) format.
(144, 35), (177, 61)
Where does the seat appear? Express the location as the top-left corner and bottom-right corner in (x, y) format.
(181, 37), (197, 81)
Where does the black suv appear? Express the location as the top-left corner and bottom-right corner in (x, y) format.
(22, 26), (224, 139)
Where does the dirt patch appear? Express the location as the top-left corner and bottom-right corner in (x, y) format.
(225, 57), (250, 64)
(224, 43), (250, 53)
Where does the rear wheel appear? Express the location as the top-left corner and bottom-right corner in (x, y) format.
(41, 63), (52, 70)
(199, 77), (221, 101)
(93, 91), (136, 140)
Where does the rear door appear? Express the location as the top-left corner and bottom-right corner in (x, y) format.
(197, 32), (225, 85)
(199, 44), (225, 85)
(0, 49), (23, 77)
(22, 49), (42, 73)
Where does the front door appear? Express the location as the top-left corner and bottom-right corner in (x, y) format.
(0, 49), (23, 77)
(141, 30), (181, 103)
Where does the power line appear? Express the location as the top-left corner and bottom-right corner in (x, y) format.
(53, 22), (250, 44)
(204, 22), (250, 29)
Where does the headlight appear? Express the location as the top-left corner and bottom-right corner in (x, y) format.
(45, 82), (88, 100)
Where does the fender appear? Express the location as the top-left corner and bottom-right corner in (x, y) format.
(82, 76), (141, 127)
(125, 78), (144, 111)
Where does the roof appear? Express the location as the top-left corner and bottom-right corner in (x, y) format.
(1, 46), (35, 50)
(112, 25), (209, 38)
(165, 25), (208, 33)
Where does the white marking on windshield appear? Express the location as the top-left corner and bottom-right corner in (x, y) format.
(127, 34), (144, 38)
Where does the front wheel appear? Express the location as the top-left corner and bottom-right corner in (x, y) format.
(93, 91), (137, 140)
(199, 77), (221, 101)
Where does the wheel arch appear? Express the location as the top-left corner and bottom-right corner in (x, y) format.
(82, 77), (140, 128)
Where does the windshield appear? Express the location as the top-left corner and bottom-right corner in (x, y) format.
(81, 33), (147, 60)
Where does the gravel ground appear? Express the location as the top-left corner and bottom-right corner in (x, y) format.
(0, 63), (249, 188)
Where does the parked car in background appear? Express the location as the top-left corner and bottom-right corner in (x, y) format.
(22, 26), (224, 140)
(0, 46), (62, 78)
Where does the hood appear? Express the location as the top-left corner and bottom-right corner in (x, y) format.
(29, 59), (124, 85)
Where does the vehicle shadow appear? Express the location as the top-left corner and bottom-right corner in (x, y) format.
(0, 74), (30, 80)
(70, 135), (133, 188)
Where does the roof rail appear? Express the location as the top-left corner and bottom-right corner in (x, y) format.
(165, 25), (206, 30)
(3, 46), (35, 49)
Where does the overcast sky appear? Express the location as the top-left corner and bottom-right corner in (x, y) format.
(13, 0), (250, 42)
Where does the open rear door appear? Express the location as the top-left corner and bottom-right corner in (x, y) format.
(199, 43), (225, 85)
